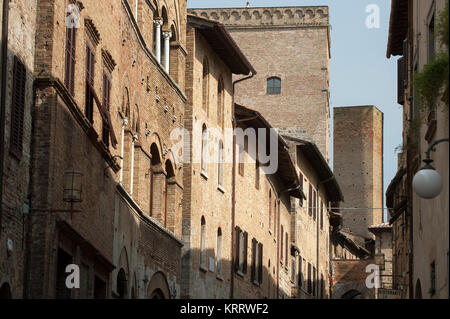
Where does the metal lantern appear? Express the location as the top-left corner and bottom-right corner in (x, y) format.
(63, 170), (83, 203)
(375, 253), (385, 271)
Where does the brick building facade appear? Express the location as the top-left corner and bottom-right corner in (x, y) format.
(1, 2), (352, 300)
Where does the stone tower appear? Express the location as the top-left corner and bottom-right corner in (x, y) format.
(333, 106), (384, 240)
(187, 6), (331, 162)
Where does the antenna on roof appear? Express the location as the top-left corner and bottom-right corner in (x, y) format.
(246, 2), (250, 8)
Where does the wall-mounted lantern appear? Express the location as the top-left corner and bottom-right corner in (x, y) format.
(63, 170), (83, 203)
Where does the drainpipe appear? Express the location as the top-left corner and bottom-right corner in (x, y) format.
(230, 71), (255, 299)
(0, 0), (11, 241)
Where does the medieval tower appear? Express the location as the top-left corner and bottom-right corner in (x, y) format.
(333, 106), (384, 241)
(188, 6), (331, 162)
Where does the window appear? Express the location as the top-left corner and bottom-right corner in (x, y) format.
(291, 258), (296, 283)
(320, 200), (324, 230)
(428, 14), (435, 62)
(298, 256), (303, 288)
(201, 125), (208, 174)
(320, 273), (325, 299)
(269, 190), (272, 231)
(200, 217), (206, 269)
(299, 173), (304, 207)
(102, 72), (111, 146)
(308, 184), (313, 217)
(267, 77), (281, 95)
(235, 227), (248, 275)
(313, 266), (316, 297)
(307, 263), (312, 294)
(10, 56), (26, 159)
(218, 140), (224, 187)
(313, 190), (317, 221)
(65, 19), (76, 96)
(238, 141), (245, 176)
(251, 239), (263, 285)
(217, 228), (222, 276)
(202, 57), (209, 115)
(429, 261), (436, 296)
(217, 76), (224, 128)
(85, 43), (95, 123)
(285, 233), (289, 266)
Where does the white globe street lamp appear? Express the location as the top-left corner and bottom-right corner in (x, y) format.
(413, 138), (448, 199)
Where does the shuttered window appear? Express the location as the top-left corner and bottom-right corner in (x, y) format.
(313, 190), (317, 221)
(320, 201), (324, 230)
(64, 25), (76, 96)
(85, 44), (95, 123)
(308, 184), (313, 216)
(299, 173), (304, 207)
(10, 56), (26, 159)
(102, 72), (111, 146)
(258, 243), (263, 284)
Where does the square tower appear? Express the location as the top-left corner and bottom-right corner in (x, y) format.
(188, 7), (332, 162)
(333, 106), (384, 240)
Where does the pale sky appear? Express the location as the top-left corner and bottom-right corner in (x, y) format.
(188, 0), (403, 221)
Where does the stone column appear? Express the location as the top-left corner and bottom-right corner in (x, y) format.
(162, 31), (172, 73)
(153, 19), (163, 63)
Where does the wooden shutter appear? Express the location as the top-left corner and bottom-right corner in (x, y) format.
(235, 227), (240, 272)
(320, 201), (324, 230)
(298, 257), (302, 287)
(102, 72), (111, 146)
(85, 44), (95, 122)
(280, 225), (284, 260)
(243, 231), (248, 274)
(285, 233), (289, 265)
(65, 26), (76, 96)
(309, 185), (312, 216)
(251, 239), (257, 282)
(10, 56), (26, 158)
(258, 243), (263, 284)
(299, 173), (304, 207)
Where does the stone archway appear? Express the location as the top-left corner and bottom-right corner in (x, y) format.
(147, 272), (171, 299)
(0, 282), (12, 299)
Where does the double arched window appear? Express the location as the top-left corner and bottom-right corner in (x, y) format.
(267, 77), (281, 95)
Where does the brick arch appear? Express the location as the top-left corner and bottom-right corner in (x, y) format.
(149, 133), (164, 165)
(147, 271), (171, 299)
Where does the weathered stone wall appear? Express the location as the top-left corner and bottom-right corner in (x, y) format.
(331, 259), (375, 299)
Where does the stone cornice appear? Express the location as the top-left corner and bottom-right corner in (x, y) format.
(102, 48), (117, 73)
(85, 17), (101, 46)
(188, 6), (329, 28)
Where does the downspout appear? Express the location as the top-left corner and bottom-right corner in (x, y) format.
(0, 0), (11, 241)
(230, 71), (255, 299)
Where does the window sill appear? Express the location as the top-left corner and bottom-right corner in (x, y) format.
(236, 270), (245, 278)
(217, 185), (226, 194)
(200, 171), (209, 180)
(199, 265), (208, 273)
(252, 280), (261, 287)
(216, 275), (224, 281)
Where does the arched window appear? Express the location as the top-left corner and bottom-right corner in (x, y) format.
(216, 228), (222, 275)
(149, 143), (161, 217)
(117, 268), (127, 299)
(217, 76), (224, 128)
(164, 160), (175, 229)
(200, 216), (207, 268)
(218, 140), (224, 187)
(202, 57), (209, 114)
(267, 77), (281, 95)
(201, 125), (208, 173)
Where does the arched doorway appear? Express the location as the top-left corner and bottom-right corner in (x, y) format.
(0, 282), (12, 299)
(415, 279), (423, 299)
(117, 268), (128, 299)
(341, 289), (362, 299)
(147, 272), (171, 299)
